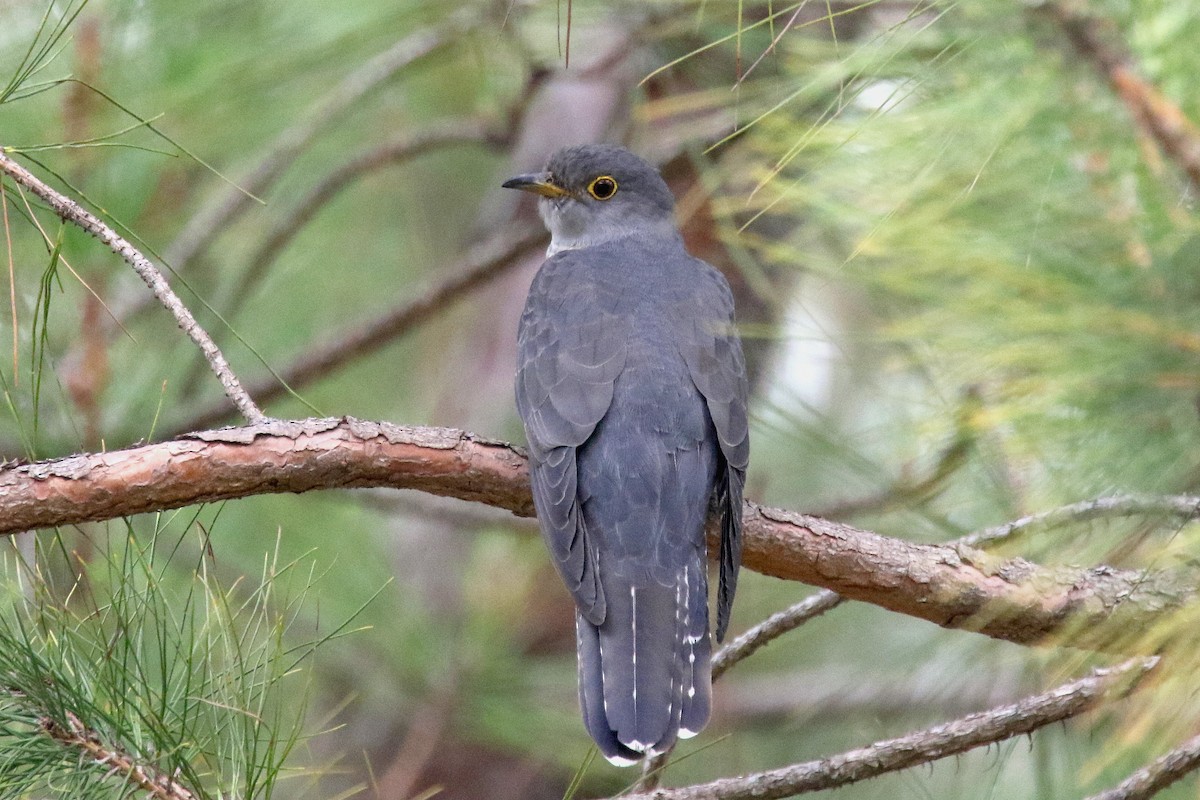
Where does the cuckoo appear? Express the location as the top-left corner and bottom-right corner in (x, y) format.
(504, 144), (749, 764)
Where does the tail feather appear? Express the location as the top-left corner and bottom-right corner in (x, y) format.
(574, 557), (712, 765)
(678, 561), (712, 737)
(599, 582), (676, 751)
(716, 463), (744, 642)
(576, 613), (640, 765)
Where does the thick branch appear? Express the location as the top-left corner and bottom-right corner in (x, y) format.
(0, 151), (265, 423)
(0, 418), (1193, 650)
(708, 490), (1191, 678)
(0, 418), (534, 526)
(741, 504), (1190, 649)
(624, 659), (1156, 800)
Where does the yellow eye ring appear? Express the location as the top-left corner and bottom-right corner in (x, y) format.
(587, 175), (618, 200)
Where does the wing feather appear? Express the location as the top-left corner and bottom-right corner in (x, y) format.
(516, 251), (627, 624)
(676, 261), (750, 641)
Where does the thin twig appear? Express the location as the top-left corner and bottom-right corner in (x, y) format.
(173, 119), (505, 397)
(0, 149), (265, 423)
(170, 223), (546, 434)
(159, 17), (468, 280)
(639, 591), (844, 789)
(1085, 731), (1200, 800)
(2, 180), (16, 382)
(624, 658), (1157, 800)
(1036, 0), (1200, 194)
(41, 710), (197, 800)
(814, 388), (980, 520)
(961, 493), (1200, 549)
(712, 591), (842, 681)
(223, 119), (503, 322)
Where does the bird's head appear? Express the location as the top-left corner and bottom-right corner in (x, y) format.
(502, 144), (678, 255)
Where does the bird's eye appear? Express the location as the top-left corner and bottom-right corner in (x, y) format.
(587, 176), (618, 200)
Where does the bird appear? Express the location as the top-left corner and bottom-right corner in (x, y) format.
(503, 144), (749, 764)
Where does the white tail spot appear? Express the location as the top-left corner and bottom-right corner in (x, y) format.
(630, 586), (638, 709)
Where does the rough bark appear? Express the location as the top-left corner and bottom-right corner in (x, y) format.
(0, 417), (1191, 651)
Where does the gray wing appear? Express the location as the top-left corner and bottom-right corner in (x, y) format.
(516, 252), (627, 625)
(677, 260), (750, 641)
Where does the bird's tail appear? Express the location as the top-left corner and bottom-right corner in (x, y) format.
(576, 559), (712, 765)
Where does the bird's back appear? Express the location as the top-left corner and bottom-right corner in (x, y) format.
(509, 143), (747, 765)
(517, 234), (729, 761)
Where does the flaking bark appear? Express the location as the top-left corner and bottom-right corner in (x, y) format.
(0, 417), (1191, 652)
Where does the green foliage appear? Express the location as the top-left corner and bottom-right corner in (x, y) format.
(0, 0), (87, 106)
(5, 0), (1200, 797)
(0, 519), (349, 799)
(722, 1), (1200, 510)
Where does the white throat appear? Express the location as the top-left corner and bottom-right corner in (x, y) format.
(540, 197), (676, 256)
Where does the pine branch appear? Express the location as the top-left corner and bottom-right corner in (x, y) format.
(0, 417), (1194, 652)
(623, 658), (1157, 800)
(961, 493), (1200, 548)
(1036, 0), (1200, 194)
(707, 489), (1179, 685)
(1085, 732), (1200, 800)
(169, 224), (546, 434)
(0, 150), (265, 424)
(40, 711), (197, 800)
(157, 17), (468, 281)
(712, 591), (842, 681)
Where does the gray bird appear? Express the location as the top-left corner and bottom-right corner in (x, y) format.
(504, 144), (749, 764)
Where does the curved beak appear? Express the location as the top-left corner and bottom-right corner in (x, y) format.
(501, 171), (573, 199)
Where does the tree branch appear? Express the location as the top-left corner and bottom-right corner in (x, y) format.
(712, 591), (842, 680)
(222, 119), (504, 322)
(41, 711), (197, 800)
(622, 658), (1157, 800)
(0, 150), (265, 424)
(1085, 731), (1200, 800)
(961, 493), (1200, 548)
(1036, 0), (1200, 194)
(170, 224), (546, 433)
(740, 503), (1190, 650)
(0, 417), (1194, 651)
(158, 18), (467, 280)
(707, 489), (1187, 682)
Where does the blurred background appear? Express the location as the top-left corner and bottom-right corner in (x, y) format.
(3, 0), (1200, 797)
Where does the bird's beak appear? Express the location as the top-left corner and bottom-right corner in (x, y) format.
(501, 172), (573, 199)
